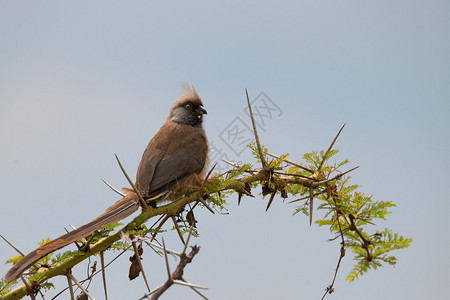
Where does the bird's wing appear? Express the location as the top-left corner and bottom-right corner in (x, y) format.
(135, 122), (208, 197)
(135, 124), (173, 196)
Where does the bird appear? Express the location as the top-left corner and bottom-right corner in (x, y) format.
(5, 86), (209, 282)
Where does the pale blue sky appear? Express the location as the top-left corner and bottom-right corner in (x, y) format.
(1, 1), (449, 299)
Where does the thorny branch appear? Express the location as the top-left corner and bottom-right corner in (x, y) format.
(1, 89), (409, 300)
(349, 214), (372, 261)
(147, 244), (202, 300)
(321, 185), (346, 300)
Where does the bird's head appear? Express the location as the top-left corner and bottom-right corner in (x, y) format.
(168, 86), (207, 126)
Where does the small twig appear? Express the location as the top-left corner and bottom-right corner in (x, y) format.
(115, 154), (148, 209)
(132, 241), (151, 293)
(348, 214), (372, 261)
(65, 271), (96, 300)
(99, 251), (108, 300)
(197, 194), (215, 214)
(276, 166), (358, 190)
(182, 226), (194, 255)
(321, 195), (346, 300)
(101, 178), (125, 197)
(318, 124), (346, 171)
(85, 259), (95, 288)
(143, 240), (181, 257)
(144, 214), (167, 243)
(149, 214), (166, 231)
(288, 191), (325, 204)
(147, 237), (205, 299)
(20, 276), (35, 300)
(171, 216), (185, 245)
(335, 208), (345, 245)
(221, 158), (240, 168)
(267, 152), (313, 173)
(272, 170), (315, 180)
(173, 279), (207, 290)
(239, 186), (254, 198)
(321, 245), (345, 300)
(348, 214), (370, 245)
(150, 215), (170, 242)
(311, 166), (360, 188)
(245, 89), (267, 168)
(195, 164), (217, 214)
(188, 283), (209, 300)
(221, 159), (256, 173)
(162, 238), (172, 280)
(66, 274), (75, 300)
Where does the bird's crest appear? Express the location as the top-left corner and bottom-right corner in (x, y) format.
(168, 85), (203, 119)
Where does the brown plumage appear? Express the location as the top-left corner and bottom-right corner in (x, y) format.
(136, 87), (208, 201)
(5, 86), (208, 282)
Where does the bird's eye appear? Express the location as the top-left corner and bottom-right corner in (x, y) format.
(185, 104), (191, 109)
(198, 115), (202, 119)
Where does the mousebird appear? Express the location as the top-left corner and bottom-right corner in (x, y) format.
(5, 86), (208, 282)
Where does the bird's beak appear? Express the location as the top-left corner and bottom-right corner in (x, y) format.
(197, 106), (207, 115)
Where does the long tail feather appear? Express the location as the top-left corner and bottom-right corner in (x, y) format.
(5, 191), (140, 282)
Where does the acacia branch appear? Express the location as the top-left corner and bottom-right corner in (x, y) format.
(2, 159), (359, 300)
(2, 133), (363, 300)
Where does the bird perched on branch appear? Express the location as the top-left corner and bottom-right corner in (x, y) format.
(5, 86), (209, 282)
